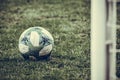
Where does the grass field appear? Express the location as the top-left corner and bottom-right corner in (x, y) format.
(0, 0), (120, 80)
(0, 0), (90, 80)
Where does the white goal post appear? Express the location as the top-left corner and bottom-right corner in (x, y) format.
(91, 0), (117, 80)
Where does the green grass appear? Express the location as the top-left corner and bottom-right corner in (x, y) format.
(0, 0), (90, 79)
(1, 0), (120, 80)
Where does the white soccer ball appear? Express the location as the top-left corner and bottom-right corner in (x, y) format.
(18, 27), (54, 60)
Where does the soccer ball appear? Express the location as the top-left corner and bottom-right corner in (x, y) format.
(18, 27), (54, 60)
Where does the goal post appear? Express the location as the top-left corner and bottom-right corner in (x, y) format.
(91, 0), (117, 80)
(91, 0), (107, 80)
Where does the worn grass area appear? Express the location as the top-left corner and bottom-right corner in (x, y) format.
(0, 0), (90, 80)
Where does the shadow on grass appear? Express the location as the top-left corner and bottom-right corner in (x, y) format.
(0, 58), (24, 62)
(0, 56), (51, 62)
